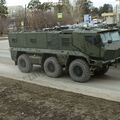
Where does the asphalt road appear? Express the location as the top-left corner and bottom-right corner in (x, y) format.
(0, 39), (10, 58)
(0, 40), (120, 102)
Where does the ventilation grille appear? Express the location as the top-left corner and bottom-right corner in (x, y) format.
(62, 38), (70, 47)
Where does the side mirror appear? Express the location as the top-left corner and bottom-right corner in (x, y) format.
(108, 40), (112, 44)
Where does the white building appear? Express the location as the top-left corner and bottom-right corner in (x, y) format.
(102, 12), (117, 24)
(8, 6), (24, 17)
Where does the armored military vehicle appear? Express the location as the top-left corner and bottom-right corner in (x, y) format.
(8, 28), (120, 82)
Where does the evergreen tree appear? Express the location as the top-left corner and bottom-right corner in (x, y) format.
(99, 4), (113, 16)
(27, 0), (53, 28)
(0, 0), (7, 35)
(27, 0), (41, 10)
(0, 0), (8, 17)
(28, 0), (52, 11)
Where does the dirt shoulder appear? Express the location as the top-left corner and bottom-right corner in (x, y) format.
(0, 77), (120, 120)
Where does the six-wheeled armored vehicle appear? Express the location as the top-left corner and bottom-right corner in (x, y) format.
(8, 28), (120, 82)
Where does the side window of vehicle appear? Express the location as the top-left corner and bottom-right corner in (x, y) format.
(85, 36), (96, 44)
(85, 36), (97, 45)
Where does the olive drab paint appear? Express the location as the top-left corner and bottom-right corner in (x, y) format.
(8, 28), (120, 82)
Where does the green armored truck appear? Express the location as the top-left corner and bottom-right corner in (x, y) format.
(8, 28), (120, 82)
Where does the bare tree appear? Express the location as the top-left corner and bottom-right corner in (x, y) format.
(73, 0), (92, 23)
(27, 0), (55, 29)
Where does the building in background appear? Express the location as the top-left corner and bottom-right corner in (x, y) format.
(8, 6), (24, 31)
(8, 6), (24, 17)
(102, 12), (117, 24)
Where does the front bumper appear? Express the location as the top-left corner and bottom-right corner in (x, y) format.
(90, 57), (120, 67)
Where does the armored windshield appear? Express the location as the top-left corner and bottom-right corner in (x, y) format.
(100, 31), (120, 43)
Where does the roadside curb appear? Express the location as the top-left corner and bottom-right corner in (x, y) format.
(0, 65), (120, 103)
(0, 37), (8, 40)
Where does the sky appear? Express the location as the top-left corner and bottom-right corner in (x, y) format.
(6, 0), (117, 7)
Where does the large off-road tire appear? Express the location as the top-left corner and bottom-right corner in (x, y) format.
(18, 54), (33, 73)
(94, 66), (109, 76)
(69, 59), (90, 83)
(44, 57), (62, 78)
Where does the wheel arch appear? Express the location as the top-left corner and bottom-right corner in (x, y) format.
(66, 55), (89, 71)
(15, 51), (26, 65)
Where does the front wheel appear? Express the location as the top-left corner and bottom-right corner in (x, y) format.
(69, 59), (90, 83)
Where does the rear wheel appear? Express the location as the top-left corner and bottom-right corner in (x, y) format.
(69, 59), (90, 83)
(18, 54), (33, 73)
(44, 57), (62, 78)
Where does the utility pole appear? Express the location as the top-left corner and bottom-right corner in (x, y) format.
(24, 4), (27, 31)
(116, 0), (120, 24)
